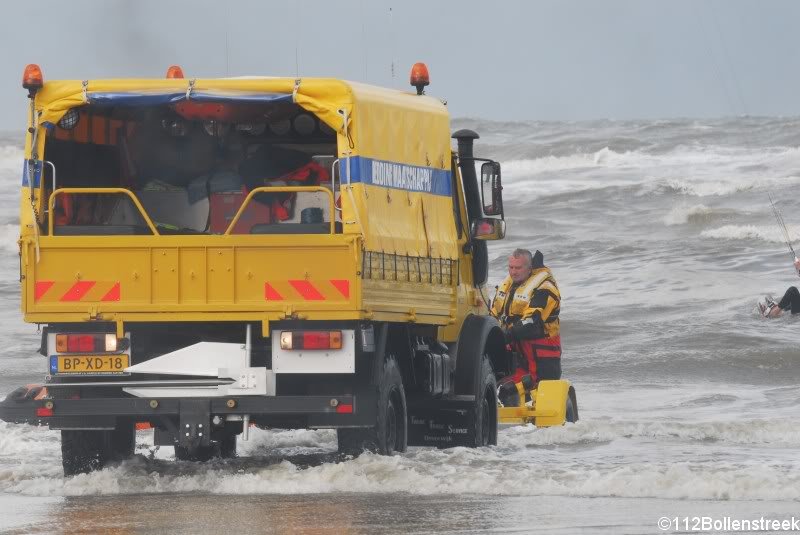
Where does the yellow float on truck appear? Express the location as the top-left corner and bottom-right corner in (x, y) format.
(0, 63), (577, 475)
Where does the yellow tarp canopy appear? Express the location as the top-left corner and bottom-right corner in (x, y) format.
(24, 76), (457, 259)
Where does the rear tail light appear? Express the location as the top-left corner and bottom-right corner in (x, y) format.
(67, 335), (94, 353)
(280, 330), (343, 350)
(55, 333), (122, 353)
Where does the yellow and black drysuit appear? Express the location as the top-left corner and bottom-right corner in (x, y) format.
(491, 266), (561, 383)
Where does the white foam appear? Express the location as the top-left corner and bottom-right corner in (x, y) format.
(662, 204), (713, 226)
(238, 428), (338, 456)
(501, 145), (800, 199)
(4, 444), (797, 502)
(503, 152), (601, 175)
(0, 224), (19, 253)
(0, 422), (59, 458)
(1, 419), (799, 501)
(502, 417), (800, 447)
(662, 174), (800, 197)
(0, 145), (24, 176)
(700, 224), (800, 243)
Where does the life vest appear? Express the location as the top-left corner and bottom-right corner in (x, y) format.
(491, 268), (562, 380)
(270, 162), (331, 221)
(283, 161), (329, 185)
(491, 268), (561, 339)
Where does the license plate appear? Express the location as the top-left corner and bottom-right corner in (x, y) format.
(50, 355), (130, 375)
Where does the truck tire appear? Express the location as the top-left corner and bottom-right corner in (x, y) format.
(61, 421), (135, 476)
(338, 356), (407, 455)
(470, 356), (498, 447)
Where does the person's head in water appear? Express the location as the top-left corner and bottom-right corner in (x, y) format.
(507, 248), (544, 284)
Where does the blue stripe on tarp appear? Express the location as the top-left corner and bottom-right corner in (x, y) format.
(21, 159), (41, 187)
(86, 91), (292, 107)
(342, 156), (452, 196)
(191, 92), (292, 104)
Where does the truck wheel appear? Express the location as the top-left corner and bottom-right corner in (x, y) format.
(471, 356), (498, 447)
(61, 421), (135, 476)
(338, 356), (407, 455)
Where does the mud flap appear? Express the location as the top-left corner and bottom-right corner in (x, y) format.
(407, 395), (477, 448)
(179, 399), (212, 448)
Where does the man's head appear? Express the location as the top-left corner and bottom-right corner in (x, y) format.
(508, 248), (533, 284)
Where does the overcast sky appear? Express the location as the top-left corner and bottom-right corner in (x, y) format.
(1, 0), (799, 129)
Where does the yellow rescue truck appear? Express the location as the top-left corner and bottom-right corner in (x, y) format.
(0, 63), (577, 475)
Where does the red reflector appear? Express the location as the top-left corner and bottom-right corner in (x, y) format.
(335, 403), (353, 414)
(36, 407), (53, 417)
(135, 422), (152, 430)
(303, 331), (332, 349)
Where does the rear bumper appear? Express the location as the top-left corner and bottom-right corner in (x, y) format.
(0, 389), (372, 429)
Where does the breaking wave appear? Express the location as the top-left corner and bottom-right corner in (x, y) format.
(661, 175), (800, 197)
(662, 204), (714, 225)
(499, 143), (800, 207)
(700, 224), (800, 243)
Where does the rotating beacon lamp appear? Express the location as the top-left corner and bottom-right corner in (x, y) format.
(410, 62), (430, 95)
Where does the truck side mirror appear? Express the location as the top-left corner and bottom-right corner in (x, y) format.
(480, 161), (503, 217)
(471, 218), (506, 241)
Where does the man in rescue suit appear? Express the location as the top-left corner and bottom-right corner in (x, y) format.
(491, 248), (561, 403)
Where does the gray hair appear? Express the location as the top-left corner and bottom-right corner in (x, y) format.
(510, 248), (533, 268)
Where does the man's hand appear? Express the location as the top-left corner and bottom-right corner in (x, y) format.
(505, 318), (527, 344)
(509, 318), (531, 342)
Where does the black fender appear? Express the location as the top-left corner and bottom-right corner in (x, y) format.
(364, 323), (389, 385)
(453, 314), (510, 395)
(568, 385), (579, 422)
